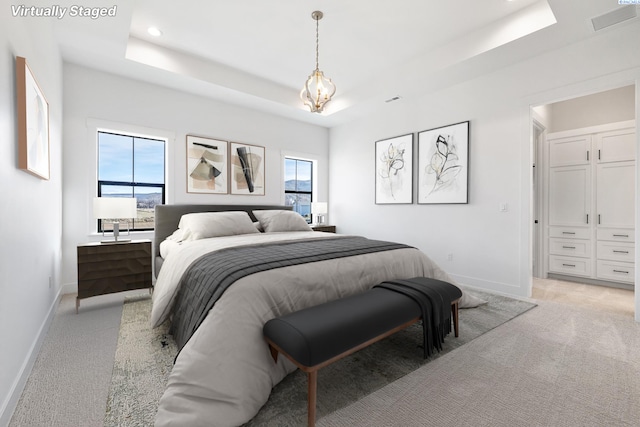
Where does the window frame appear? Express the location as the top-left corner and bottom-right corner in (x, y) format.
(284, 157), (314, 223)
(96, 129), (168, 233)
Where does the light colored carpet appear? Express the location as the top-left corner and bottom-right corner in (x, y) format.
(103, 289), (536, 426)
(8, 292), (128, 427)
(318, 299), (640, 427)
(9, 279), (636, 427)
(533, 277), (635, 317)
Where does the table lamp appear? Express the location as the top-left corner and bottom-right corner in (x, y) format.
(93, 197), (137, 243)
(311, 202), (328, 225)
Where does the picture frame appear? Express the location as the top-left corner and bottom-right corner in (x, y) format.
(230, 142), (265, 195)
(186, 135), (229, 194)
(417, 121), (469, 204)
(16, 56), (50, 180)
(375, 133), (413, 204)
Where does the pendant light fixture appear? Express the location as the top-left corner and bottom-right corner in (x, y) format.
(300, 11), (336, 113)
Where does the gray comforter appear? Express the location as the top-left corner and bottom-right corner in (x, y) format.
(151, 232), (465, 426)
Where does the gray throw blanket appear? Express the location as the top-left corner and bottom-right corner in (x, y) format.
(170, 236), (411, 352)
(374, 278), (462, 358)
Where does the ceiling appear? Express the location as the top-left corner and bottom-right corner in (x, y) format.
(53, 0), (638, 128)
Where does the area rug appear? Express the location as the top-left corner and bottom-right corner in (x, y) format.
(104, 290), (536, 426)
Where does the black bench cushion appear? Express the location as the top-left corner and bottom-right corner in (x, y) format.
(263, 288), (420, 367)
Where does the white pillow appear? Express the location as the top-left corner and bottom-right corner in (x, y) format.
(177, 211), (259, 241)
(253, 210), (312, 232)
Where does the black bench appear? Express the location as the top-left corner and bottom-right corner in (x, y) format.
(263, 277), (462, 427)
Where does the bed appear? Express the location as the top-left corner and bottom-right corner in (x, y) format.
(150, 204), (477, 426)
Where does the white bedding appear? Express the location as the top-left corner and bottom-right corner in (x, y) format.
(152, 232), (469, 426)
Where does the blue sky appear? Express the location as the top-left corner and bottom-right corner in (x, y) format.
(285, 158), (311, 188)
(98, 132), (165, 194)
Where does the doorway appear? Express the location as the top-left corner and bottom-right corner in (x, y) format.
(531, 84), (636, 296)
(532, 119), (545, 278)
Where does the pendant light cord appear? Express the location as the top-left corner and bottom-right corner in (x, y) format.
(315, 15), (320, 71)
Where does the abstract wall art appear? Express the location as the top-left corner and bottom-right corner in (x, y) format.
(418, 121), (469, 204)
(375, 133), (413, 204)
(230, 142), (265, 195)
(187, 135), (229, 194)
(16, 56), (50, 180)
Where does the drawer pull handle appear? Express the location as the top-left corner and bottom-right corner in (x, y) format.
(613, 250), (629, 254)
(562, 232), (576, 235)
(562, 246), (576, 249)
(562, 263), (576, 267)
(613, 270), (629, 274)
(613, 234), (629, 238)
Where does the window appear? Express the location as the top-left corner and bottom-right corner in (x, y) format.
(97, 131), (166, 231)
(284, 157), (313, 222)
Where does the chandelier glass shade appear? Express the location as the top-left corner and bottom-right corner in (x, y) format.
(300, 11), (336, 113)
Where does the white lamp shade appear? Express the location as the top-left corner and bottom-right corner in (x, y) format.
(93, 197), (137, 219)
(311, 202), (328, 214)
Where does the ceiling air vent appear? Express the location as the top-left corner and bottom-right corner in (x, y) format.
(591, 5), (637, 32)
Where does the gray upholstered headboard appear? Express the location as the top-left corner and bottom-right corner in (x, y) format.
(153, 204), (292, 277)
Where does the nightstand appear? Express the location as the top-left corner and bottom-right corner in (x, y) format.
(76, 239), (152, 313)
(311, 225), (336, 233)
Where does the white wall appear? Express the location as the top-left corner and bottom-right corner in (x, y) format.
(329, 21), (640, 300)
(548, 85), (635, 133)
(62, 64), (329, 288)
(0, 14), (63, 426)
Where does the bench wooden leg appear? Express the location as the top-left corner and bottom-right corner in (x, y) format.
(308, 370), (317, 427)
(268, 344), (279, 363)
(451, 299), (460, 337)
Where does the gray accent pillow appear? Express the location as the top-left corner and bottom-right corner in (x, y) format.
(253, 210), (313, 232)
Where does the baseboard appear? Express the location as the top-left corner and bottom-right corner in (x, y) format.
(449, 273), (530, 298)
(547, 273), (634, 291)
(0, 287), (62, 427)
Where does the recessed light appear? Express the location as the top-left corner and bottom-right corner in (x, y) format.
(147, 27), (162, 37)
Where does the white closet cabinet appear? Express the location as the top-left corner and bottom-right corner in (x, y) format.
(546, 120), (635, 286)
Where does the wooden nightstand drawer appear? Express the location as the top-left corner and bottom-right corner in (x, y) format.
(76, 239), (152, 312)
(311, 225), (336, 233)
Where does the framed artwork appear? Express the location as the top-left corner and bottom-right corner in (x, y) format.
(230, 142), (265, 195)
(186, 135), (228, 194)
(418, 121), (469, 204)
(375, 133), (413, 204)
(16, 56), (50, 180)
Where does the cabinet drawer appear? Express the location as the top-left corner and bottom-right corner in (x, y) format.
(596, 228), (634, 242)
(549, 238), (591, 257)
(549, 227), (590, 240)
(596, 260), (635, 284)
(549, 256), (592, 277)
(596, 241), (635, 262)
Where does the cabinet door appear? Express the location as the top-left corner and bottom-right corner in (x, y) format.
(548, 135), (591, 167)
(596, 128), (636, 163)
(596, 161), (635, 229)
(548, 165), (591, 227)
